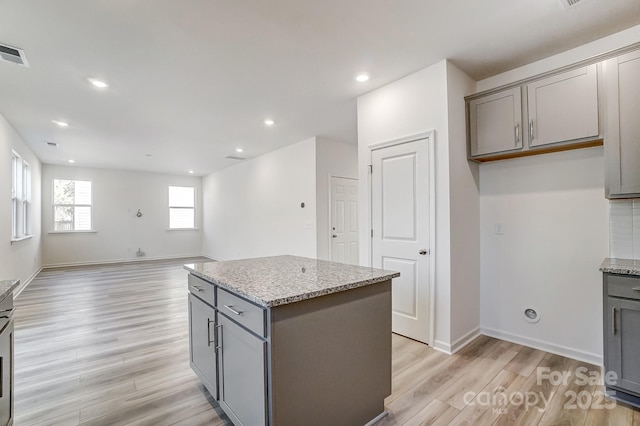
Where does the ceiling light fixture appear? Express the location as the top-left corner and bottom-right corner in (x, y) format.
(356, 73), (369, 82)
(188, 170), (194, 174)
(52, 120), (69, 127)
(89, 78), (109, 88)
(235, 148), (244, 153)
(68, 159), (76, 163)
(264, 119), (275, 126)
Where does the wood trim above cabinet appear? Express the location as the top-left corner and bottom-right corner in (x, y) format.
(471, 139), (603, 162)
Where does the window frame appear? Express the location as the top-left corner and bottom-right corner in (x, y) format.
(51, 179), (94, 233)
(168, 185), (196, 230)
(10, 150), (32, 242)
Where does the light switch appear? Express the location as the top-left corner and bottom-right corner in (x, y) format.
(304, 222), (312, 229)
(494, 222), (504, 235)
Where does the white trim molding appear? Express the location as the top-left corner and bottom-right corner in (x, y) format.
(481, 326), (603, 366)
(42, 253), (207, 269)
(14, 266), (43, 299)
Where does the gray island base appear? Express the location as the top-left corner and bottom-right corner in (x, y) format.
(185, 255), (399, 426)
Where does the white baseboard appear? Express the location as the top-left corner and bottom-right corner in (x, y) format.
(14, 266), (43, 299)
(432, 326), (482, 355)
(42, 253), (208, 269)
(201, 253), (226, 262)
(481, 326), (603, 366)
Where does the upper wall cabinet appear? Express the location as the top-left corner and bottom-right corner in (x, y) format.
(467, 64), (603, 162)
(469, 87), (522, 157)
(603, 50), (640, 199)
(526, 65), (600, 148)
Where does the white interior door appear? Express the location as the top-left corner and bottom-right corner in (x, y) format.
(371, 138), (431, 344)
(330, 177), (359, 265)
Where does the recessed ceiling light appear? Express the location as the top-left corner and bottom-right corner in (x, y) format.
(89, 78), (109, 88)
(52, 120), (69, 127)
(356, 73), (369, 82)
(68, 159), (76, 163)
(188, 170), (194, 174)
(264, 119), (275, 126)
(235, 148), (244, 153)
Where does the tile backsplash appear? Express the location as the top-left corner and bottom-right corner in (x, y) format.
(610, 200), (640, 259)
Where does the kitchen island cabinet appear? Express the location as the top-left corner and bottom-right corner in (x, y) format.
(185, 255), (399, 426)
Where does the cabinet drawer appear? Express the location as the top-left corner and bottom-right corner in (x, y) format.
(607, 274), (640, 301)
(189, 274), (215, 306)
(218, 288), (266, 337)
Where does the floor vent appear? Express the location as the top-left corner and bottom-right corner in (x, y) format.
(225, 155), (248, 161)
(0, 44), (29, 67)
(560, 0), (585, 9)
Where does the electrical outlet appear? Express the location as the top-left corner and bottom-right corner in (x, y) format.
(494, 222), (504, 235)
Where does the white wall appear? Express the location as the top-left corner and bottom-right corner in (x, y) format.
(357, 60), (480, 352)
(0, 112), (42, 291)
(479, 148), (608, 364)
(446, 62), (481, 347)
(202, 138), (317, 261)
(315, 137), (358, 261)
(474, 26), (640, 363)
(42, 166), (202, 266)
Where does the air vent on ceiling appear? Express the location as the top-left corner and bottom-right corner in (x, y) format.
(225, 155), (248, 161)
(560, 0), (585, 9)
(0, 44), (29, 67)
(46, 142), (59, 148)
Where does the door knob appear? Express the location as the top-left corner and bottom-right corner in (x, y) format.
(332, 234), (338, 238)
(419, 249), (428, 255)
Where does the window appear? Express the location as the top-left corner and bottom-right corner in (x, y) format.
(169, 186), (195, 229)
(53, 179), (92, 231)
(10, 151), (31, 241)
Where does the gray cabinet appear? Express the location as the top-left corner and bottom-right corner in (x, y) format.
(218, 313), (267, 426)
(469, 87), (522, 157)
(0, 320), (13, 426)
(526, 65), (600, 148)
(603, 273), (640, 407)
(188, 293), (218, 399)
(603, 50), (640, 198)
(467, 62), (603, 162)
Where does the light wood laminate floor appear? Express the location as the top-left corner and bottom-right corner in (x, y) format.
(13, 259), (640, 425)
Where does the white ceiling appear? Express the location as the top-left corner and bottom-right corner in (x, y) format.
(1, 0), (639, 176)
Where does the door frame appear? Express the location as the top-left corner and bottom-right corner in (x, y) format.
(327, 175), (358, 262)
(368, 130), (436, 347)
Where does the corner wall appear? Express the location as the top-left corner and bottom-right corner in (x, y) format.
(202, 138), (317, 261)
(41, 165), (203, 267)
(0, 112), (42, 292)
(315, 138), (358, 261)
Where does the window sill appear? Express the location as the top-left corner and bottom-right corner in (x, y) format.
(10, 235), (33, 243)
(48, 230), (97, 234)
(166, 228), (200, 231)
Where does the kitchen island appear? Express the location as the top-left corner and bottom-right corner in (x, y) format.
(185, 255), (399, 426)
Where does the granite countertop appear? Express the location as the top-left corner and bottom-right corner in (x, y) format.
(600, 258), (640, 276)
(184, 255), (400, 307)
(0, 280), (19, 302)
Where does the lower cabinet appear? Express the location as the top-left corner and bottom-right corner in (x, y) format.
(218, 313), (267, 426)
(0, 320), (13, 426)
(188, 293), (218, 400)
(603, 273), (640, 406)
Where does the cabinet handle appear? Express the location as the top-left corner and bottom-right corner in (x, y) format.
(223, 304), (242, 316)
(0, 308), (15, 319)
(216, 324), (223, 351)
(632, 287), (640, 292)
(207, 319), (214, 347)
(191, 285), (204, 292)
(514, 124), (520, 146)
(529, 120), (534, 141)
(612, 307), (617, 335)
(0, 356), (3, 398)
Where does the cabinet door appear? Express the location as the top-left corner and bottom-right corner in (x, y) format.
(218, 314), (267, 426)
(526, 65), (600, 148)
(188, 293), (218, 399)
(606, 297), (640, 395)
(0, 321), (13, 426)
(469, 87), (522, 157)
(604, 51), (640, 198)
